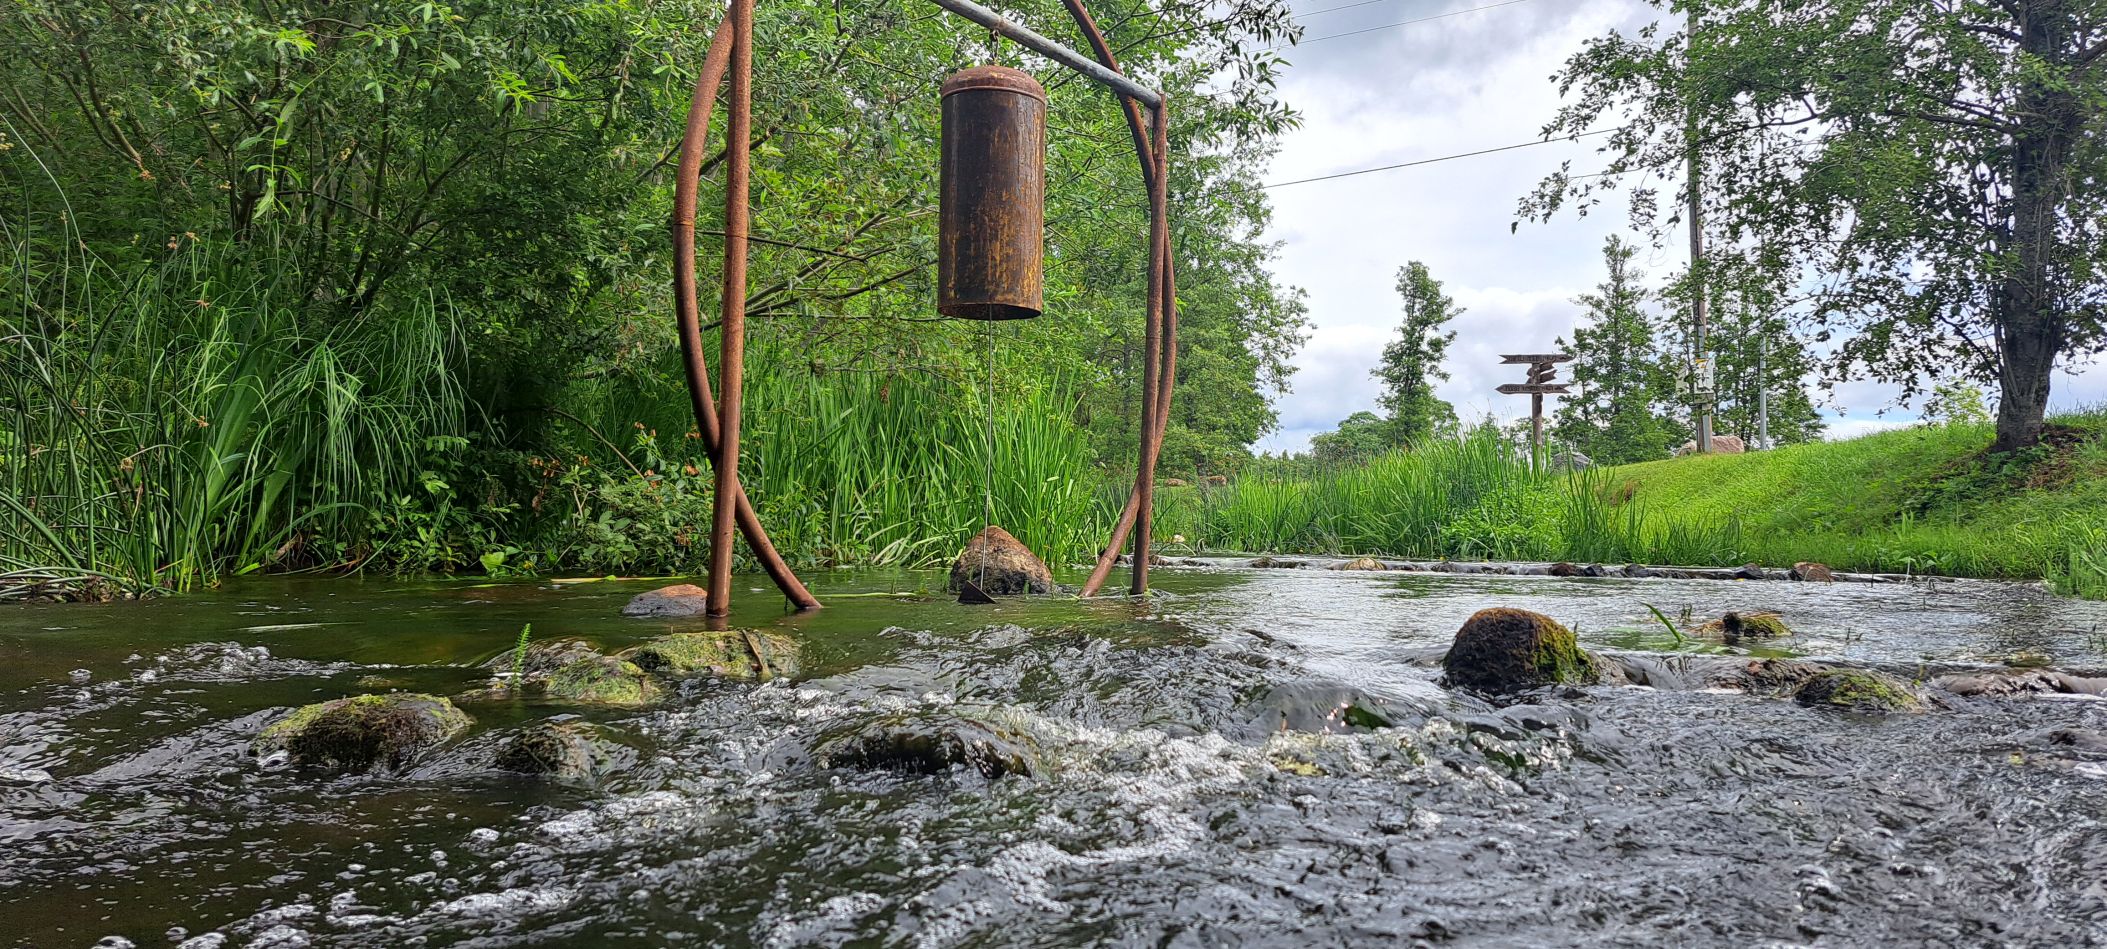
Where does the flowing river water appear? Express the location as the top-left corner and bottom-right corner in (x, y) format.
(5, 561), (2107, 946)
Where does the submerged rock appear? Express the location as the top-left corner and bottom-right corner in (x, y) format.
(1695, 610), (1794, 642)
(819, 712), (1037, 778)
(622, 584), (712, 617)
(1790, 561), (1836, 582)
(1713, 658), (1829, 695)
(1547, 562), (1582, 577)
(255, 693), (471, 773)
(1331, 557), (1388, 571)
(546, 655), (659, 705)
(493, 719), (630, 780)
(1934, 669), (2107, 698)
(1794, 669), (1924, 713)
(1441, 608), (1598, 693)
(1249, 556), (1308, 569)
(621, 629), (799, 681)
(947, 526), (1053, 596)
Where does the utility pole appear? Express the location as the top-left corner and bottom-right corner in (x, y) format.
(1685, 11), (1714, 453)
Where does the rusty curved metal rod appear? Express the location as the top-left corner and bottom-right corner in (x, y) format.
(704, 0), (757, 617)
(1063, 0), (1179, 597)
(674, 13), (821, 612)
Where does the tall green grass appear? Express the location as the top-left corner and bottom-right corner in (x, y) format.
(2, 236), (464, 595)
(1155, 429), (1746, 566)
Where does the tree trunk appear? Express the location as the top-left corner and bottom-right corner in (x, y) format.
(1991, 0), (2079, 454)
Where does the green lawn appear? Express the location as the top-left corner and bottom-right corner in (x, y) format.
(1605, 410), (2107, 594)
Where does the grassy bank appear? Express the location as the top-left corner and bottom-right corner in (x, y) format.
(1156, 413), (2107, 598)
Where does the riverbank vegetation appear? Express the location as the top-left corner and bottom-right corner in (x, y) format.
(1157, 411), (2107, 599)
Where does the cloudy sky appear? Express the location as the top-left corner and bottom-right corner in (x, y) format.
(1247, 0), (2107, 453)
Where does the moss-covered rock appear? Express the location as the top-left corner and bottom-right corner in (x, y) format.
(546, 655), (659, 705)
(947, 526), (1053, 596)
(255, 693), (471, 773)
(1441, 608), (1598, 693)
(1711, 658), (1829, 694)
(1330, 557), (1388, 571)
(1794, 669), (1924, 713)
(818, 711), (1037, 779)
(620, 630), (799, 681)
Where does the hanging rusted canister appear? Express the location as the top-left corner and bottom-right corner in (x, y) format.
(939, 65), (1047, 320)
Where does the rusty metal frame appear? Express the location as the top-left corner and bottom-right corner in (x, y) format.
(674, 0), (1178, 615)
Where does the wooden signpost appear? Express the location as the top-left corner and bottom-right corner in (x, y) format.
(1497, 353), (1572, 461)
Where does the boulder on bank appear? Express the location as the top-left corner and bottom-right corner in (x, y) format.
(1441, 608), (1599, 693)
(493, 719), (629, 780)
(1331, 557), (1388, 571)
(622, 583), (712, 617)
(1790, 562), (1836, 582)
(947, 526), (1053, 596)
(255, 693), (471, 773)
(818, 711), (1037, 778)
(620, 629), (799, 681)
(1794, 669), (1924, 713)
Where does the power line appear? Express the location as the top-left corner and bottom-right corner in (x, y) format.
(1262, 0), (1540, 51)
(1215, 127), (1618, 195)
(1295, 0), (1404, 18)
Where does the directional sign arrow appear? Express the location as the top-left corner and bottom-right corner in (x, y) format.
(1499, 353), (1574, 365)
(1496, 383), (1572, 395)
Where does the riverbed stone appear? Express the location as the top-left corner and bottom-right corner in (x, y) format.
(1331, 557), (1388, 571)
(1249, 556), (1307, 569)
(493, 719), (626, 779)
(1790, 562), (1837, 582)
(1695, 610), (1793, 641)
(1441, 608), (1599, 692)
(947, 526), (1053, 596)
(1548, 562), (1582, 577)
(621, 629), (799, 681)
(1793, 669), (1924, 713)
(622, 583), (713, 617)
(819, 712), (1037, 778)
(255, 693), (472, 773)
(1732, 563), (1769, 580)
(545, 655), (659, 705)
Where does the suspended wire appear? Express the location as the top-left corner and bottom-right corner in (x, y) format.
(1261, 0), (1541, 51)
(1294, 0), (1406, 18)
(1210, 127), (1620, 195)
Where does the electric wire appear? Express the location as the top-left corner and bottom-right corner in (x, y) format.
(1261, 0), (1540, 51)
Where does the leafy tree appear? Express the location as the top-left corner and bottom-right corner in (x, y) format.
(1522, 0), (2107, 453)
(1554, 236), (1685, 464)
(1656, 253), (1825, 448)
(1923, 380), (1994, 427)
(1308, 411), (1392, 465)
(1374, 261), (1460, 447)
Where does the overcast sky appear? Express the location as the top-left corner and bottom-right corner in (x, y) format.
(1248, 0), (2107, 453)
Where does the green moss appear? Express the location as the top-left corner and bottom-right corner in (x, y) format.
(1794, 670), (1924, 713)
(254, 693), (472, 772)
(621, 630), (798, 681)
(546, 656), (659, 705)
(1443, 607), (1599, 692)
(1723, 611), (1792, 640)
(1531, 618), (1598, 685)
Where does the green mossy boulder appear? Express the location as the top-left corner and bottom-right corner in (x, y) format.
(546, 655), (659, 705)
(1441, 608), (1598, 693)
(620, 630), (799, 681)
(1695, 610), (1794, 642)
(255, 693), (471, 773)
(1794, 669), (1924, 713)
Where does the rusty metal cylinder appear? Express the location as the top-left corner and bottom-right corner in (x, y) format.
(939, 65), (1046, 320)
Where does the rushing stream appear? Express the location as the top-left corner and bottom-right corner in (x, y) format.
(5, 561), (2107, 946)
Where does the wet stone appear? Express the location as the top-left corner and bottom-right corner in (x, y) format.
(1548, 562), (1582, 577)
(493, 719), (629, 780)
(622, 583), (713, 617)
(947, 525), (1053, 596)
(1733, 563), (1769, 580)
(1330, 557), (1388, 571)
(1794, 669), (1925, 713)
(620, 630), (799, 681)
(1441, 608), (1599, 693)
(1790, 561), (1837, 582)
(819, 711), (1037, 779)
(1714, 658), (1829, 695)
(1248, 556), (1307, 569)
(1695, 610), (1793, 642)
(546, 655), (659, 706)
(254, 693), (472, 773)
